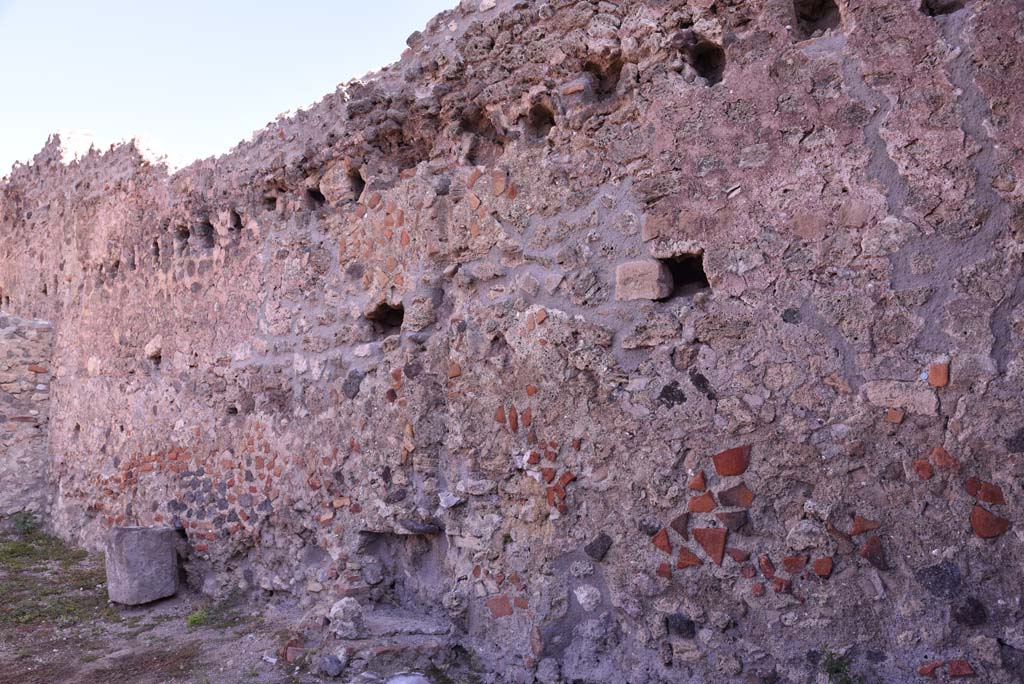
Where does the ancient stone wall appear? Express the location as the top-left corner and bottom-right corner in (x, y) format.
(0, 315), (53, 517)
(1, 0), (1023, 682)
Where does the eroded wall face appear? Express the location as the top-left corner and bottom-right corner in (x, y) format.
(0, 315), (53, 517)
(1, 0), (1023, 681)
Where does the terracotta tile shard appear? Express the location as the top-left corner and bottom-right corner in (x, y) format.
(494, 405), (506, 424)
(782, 555), (809, 574)
(758, 554), (775, 578)
(740, 564), (757, 578)
(687, 470), (707, 491)
(970, 504), (1011, 539)
(447, 363), (463, 379)
(508, 405), (519, 432)
(712, 445), (751, 476)
(751, 582), (765, 597)
(486, 595), (513, 618)
(917, 661), (943, 678)
(669, 513), (690, 540)
(716, 510), (748, 532)
(656, 562), (672, 578)
(812, 556), (834, 578)
(930, 446), (960, 470)
(859, 535), (888, 570)
(688, 491), (716, 513)
(726, 548), (750, 563)
(718, 483), (754, 508)
(884, 408), (905, 424)
(771, 577), (792, 594)
(541, 468), (556, 484)
(965, 477), (1005, 505)
(913, 458), (934, 480)
(947, 659), (974, 678)
(851, 515), (881, 536)
(928, 362), (949, 388)
(693, 527), (727, 566)
(651, 528), (673, 555)
(676, 547), (702, 569)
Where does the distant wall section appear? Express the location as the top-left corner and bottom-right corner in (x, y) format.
(0, 314), (53, 517)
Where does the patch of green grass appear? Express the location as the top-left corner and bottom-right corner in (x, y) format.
(822, 649), (861, 684)
(185, 591), (250, 631)
(0, 528), (115, 631)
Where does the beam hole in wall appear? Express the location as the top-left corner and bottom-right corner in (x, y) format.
(229, 210), (244, 236)
(583, 58), (624, 99)
(193, 221), (215, 249)
(349, 170), (367, 202)
(526, 102), (557, 140)
(793, 0), (841, 40)
(72, 423), (80, 440)
(262, 195), (278, 212)
(659, 254), (710, 300)
(690, 39), (726, 86)
(151, 238), (161, 261)
(226, 405), (239, 416)
(460, 106), (506, 166)
(920, 0), (966, 15)
(366, 301), (405, 336)
(305, 187), (327, 210)
(174, 225), (190, 254)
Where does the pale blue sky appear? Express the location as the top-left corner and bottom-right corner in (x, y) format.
(0, 0), (454, 175)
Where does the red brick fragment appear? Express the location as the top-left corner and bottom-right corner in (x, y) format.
(782, 555), (809, 574)
(27, 365), (48, 373)
(751, 582), (765, 597)
(771, 577), (792, 594)
(486, 595), (513, 618)
(514, 597), (529, 610)
(527, 452), (541, 465)
(677, 547), (702, 569)
(947, 659), (974, 678)
(688, 491), (716, 513)
(758, 554), (776, 578)
(917, 661), (943, 678)
(970, 504), (1011, 539)
(859, 535), (888, 570)
(557, 471), (576, 488)
(928, 362), (949, 388)
(508, 405), (519, 432)
(726, 547), (750, 562)
(930, 446), (960, 470)
(651, 528), (673, 555)
(712, 445), (751, 476)
(687, 470), (707, 491)
(693, 527), (727, 566)
(541, 468), (556, 484)
(718, 482), (754, 508)
(913, 458), (934, 480)
(494, 405), (506, 424)
(850, 515), (881, 536)
(965, 477), (1005, 505)
(669, 513), (689, 540)
(812, 556), (833, 579)
(740, 564), (757, 579)
(656, 562), (672, 578)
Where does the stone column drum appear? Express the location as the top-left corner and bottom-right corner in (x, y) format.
(105, 526), (179, 605)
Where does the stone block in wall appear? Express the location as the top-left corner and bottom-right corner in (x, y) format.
(105, 526), (179, 605)
(615, 260), (673, 301)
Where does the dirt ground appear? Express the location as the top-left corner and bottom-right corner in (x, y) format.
(0, 519), (323, 684)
